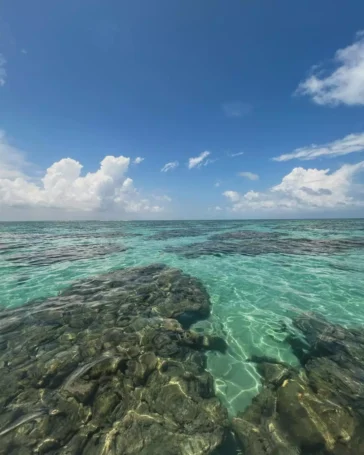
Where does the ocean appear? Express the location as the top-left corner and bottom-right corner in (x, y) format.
(1, 219), (364, 453)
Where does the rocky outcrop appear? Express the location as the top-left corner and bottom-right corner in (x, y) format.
(0, 264), (231, 455)
(232, 313), (364, 454)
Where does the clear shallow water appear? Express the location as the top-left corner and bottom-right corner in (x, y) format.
(1, 219), (364, 416)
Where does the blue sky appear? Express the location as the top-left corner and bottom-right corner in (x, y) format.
(1, 0), (364, 219)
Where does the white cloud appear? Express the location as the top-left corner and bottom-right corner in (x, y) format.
(274, 132), (364, 162)
(133, 156), (144, 164)
(214, 180), (222, 187)
(188, 151), (210, 169)
(161, 161), (179, 172)
(239, 171), (259, 181)
(222, 102), (251, 118)
(0, 131), (30, 178)
(0, 145), (164, 216)
(228, 152), (244, 158)
(224, 161), (364, 212)
(223, 190), (241, 203)
(296, 31), (364, 106)
(0, 54), (6, 86)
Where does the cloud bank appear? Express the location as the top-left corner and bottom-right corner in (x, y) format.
(0, 150), (163, 218)
(224, 161), (364, 212)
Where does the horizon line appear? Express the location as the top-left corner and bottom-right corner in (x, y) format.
(0, 217), (364, 223)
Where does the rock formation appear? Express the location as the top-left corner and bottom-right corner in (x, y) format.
(232, 313), (364, 454)
(0, 264), (232, 455)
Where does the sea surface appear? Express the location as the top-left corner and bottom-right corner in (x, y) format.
(1, 219), (364, 416)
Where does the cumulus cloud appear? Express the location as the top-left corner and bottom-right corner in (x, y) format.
(161, 161), (179, 172)
(188, 151), (210, 169)
(224, 161), (364, 212)
(0, 150), (164, 217)
(0, 54), (6, 86)
(239, 171), (259, 181)
(222, 102), (251, 118)
(274, 132), (364, 162)
(133, 157), (144, 164)
(296, 31), (364, 106)
(223, 190), (241, 203)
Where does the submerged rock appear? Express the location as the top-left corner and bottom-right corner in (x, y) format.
(233, 313), (364, 454)
(148, 227), (220, 240)
(146, 223), (251, 241)
(0, 264), (230, 454)
(0, 242), (27, 255)
(166, 234), (364, 258)
(5, 243), (128, 266)
(208, 231), (283, 242)
(148, 229), (203, 240)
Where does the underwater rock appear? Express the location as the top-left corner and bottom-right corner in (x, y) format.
(166, 235), (364, 258)
(148, 229), (203, 240)
(208, 231), (283, 241)
(146, 223), (250, 241)
(232, 313), (364, 454)
(48, 232), (142, 240)
(148, 227), (217, 240)
(5, 243), (128, 266)
(0, 264), (229, 454)
(0, 242), (27, 255)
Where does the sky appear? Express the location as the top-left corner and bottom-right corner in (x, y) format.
(1, 0), (364, 220)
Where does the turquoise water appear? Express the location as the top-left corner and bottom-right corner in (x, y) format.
(1, 219), (364, 416)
